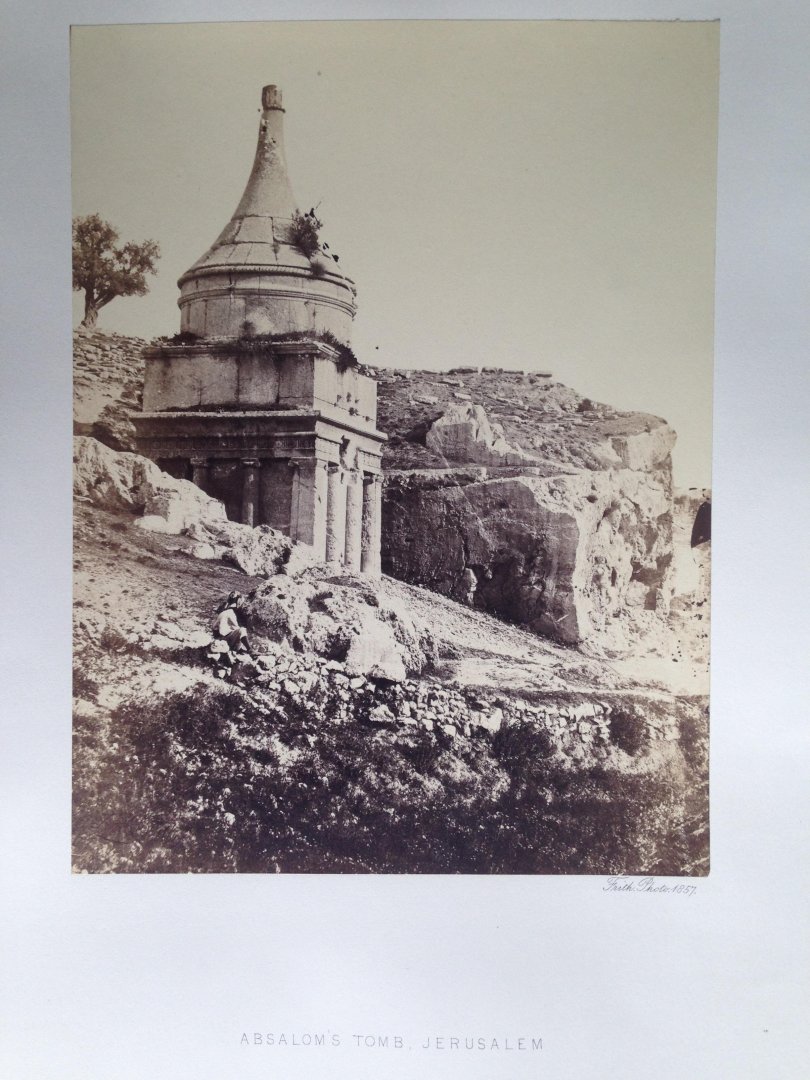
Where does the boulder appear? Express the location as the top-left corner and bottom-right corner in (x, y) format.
(239, 570), (437, 681)
(74, 436), (315, 578)
(90, 398), (139, 453)
(133, 515), (174, 534)
(368, 703), (395, 724)
(73, 436), (226, 532)
(470, 707), (504, 734)
(215, 522), (292, 578)
(610, 424), (677, 472)
(343, 611), (407, 682)
(425, 402), (539, 467)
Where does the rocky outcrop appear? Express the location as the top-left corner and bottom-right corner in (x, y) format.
(72, 330), (683, 651)
(73, 436), (314, 578)
(383, 466), (672, 645)
(74, 435), (226, 531)
(425, 402), (540, 467)
(240, 569), (438, 681)
(374, 364), (675, 474)
(668, 488), (711, 610)
(377, 374), (678, 646)
(374, 365), (679, 646)
(73, 328), (145, 451)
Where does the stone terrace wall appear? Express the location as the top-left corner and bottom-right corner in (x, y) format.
(222, 641), (683, 771)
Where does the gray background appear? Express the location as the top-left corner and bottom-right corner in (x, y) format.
(1, 1), (808, 1078)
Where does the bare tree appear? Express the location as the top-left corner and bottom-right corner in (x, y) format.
(72, 214), (160, 328)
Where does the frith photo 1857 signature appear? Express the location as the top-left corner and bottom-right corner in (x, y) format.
(603, 877), (698, 896)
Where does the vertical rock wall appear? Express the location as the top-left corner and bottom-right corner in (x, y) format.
(383, 468), (672, 644)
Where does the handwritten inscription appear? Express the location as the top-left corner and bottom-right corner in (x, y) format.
(603, 876), (697, 895)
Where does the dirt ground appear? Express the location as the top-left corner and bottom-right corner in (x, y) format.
(74, 500), (708, 706)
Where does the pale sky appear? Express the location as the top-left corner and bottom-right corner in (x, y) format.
(71, 20), (719, 487)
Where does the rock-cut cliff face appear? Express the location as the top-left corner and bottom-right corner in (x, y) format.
(372, 366), (677, 647)
(383, 467), (672, 646)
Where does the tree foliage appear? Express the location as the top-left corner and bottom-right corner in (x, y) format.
(72, 214), (160, 327)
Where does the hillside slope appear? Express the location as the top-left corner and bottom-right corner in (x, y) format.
(72, 330), (673, 480)
(372, 363), (672, 474)
(72, 332), (709, 875)
(73, 328), (146, 450)
(73, 444), (708, 875)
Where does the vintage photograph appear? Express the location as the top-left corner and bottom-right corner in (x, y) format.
(71, 20), (716, 874)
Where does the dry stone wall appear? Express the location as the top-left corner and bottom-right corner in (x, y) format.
(222, 639), (682, 773)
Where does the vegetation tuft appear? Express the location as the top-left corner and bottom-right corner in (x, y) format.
(73, 666), (98, 702)
(148, 328), (359, 371)
(309, 257), (327, 278)
(152, 331), (200, 346)
(608, 702), (650, 756)
(288, 210), (322, 259)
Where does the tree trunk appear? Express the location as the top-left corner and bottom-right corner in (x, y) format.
(82, 295), (99, 328)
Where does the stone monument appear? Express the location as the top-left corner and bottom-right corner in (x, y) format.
(135, 85), (385, 573)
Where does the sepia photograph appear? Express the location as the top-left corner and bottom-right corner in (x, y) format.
(4, 1), (809, 1077)
(71, 19), (716, 875)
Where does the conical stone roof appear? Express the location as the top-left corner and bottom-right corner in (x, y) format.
(177, 85), (357, 343)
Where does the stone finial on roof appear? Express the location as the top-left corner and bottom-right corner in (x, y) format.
(261, 85), (284, 110)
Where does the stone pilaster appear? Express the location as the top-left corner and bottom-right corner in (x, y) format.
(241, 459), (260, 526)
(344, 470), (364, 572)
(260, 459), (293, 532)
(361, 474), (382, 576)
(190, 456), (209, 492)
(290, 459), (328, 560)
(325, 465), (347, 563)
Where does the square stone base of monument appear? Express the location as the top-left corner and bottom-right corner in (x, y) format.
(133, 409), (383, 573)
(141, 339), (379, 432)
